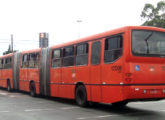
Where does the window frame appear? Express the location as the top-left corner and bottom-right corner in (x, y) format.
(21, 54), (29, 68)
(91, 41), (101, 65)
(76, 42), (89, 66)
(4, 57), (12, 69)
(62, 45), (75, 67)
(131, 30), (165, 57)
(29, 52), (40, 68)
(104, 34), (123, 63)
(51, 48), (62, 68)
(0, 59), (4, 69)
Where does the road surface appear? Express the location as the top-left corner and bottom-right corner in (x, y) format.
(0, 89), (165, 120)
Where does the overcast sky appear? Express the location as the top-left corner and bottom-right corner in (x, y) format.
(0, 0), (160, 55)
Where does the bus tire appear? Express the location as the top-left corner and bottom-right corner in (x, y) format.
(75, 85), (88, 107)
(112, 101), (128, 107)
(7, 80), (11, 92)
(30, 82), (36, 97)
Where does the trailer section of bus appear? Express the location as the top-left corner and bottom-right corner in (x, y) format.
(0, 53), (13, 91)
(19, 49), (41, 96)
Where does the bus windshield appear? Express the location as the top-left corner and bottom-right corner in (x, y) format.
(132, 30), (165, 57)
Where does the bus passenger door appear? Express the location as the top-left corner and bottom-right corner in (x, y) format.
(50, 49), (62, 97)
(19, 54), (28, 91)
(90, 41), (102, 102)
(61, 46), (75, 98)
(75, 43), (90, 100)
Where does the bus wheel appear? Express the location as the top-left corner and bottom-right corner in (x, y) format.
(75, 85), (88, 107)
(30, 82), (36, 97)
(112, 101), (128, 107)
(7, 80), (11, 92)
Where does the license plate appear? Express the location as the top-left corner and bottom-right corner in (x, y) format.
(150, 90), (158, 94)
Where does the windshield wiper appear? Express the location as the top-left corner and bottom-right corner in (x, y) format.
(144, 32), (153, 54)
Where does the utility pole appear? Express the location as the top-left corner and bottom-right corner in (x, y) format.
(77, 20), (82, 38)
(11, 34), (13, 52)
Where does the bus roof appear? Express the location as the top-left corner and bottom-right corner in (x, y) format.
(50, 26), (165, 49)
(0, 53), (13, 58)
(1, 26), (165, 57)
(20, 48), (41, 54)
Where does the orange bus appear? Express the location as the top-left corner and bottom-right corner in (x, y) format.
(1, 26), (165, 107)
(0, 53), (13, 91)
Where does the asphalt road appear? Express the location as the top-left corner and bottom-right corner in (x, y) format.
(0, 89), (165, 120)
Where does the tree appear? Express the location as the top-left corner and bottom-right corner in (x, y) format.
(3, 44), (16, 55)
(141, 1), (165, 28)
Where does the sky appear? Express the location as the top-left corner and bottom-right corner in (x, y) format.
(0, 0), (160, 55)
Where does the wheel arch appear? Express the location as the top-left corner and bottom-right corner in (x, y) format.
(75, 82), (87, 97)
(7, 78), (10, 83)
(29, 80), (35, 85)
(29, 80), (35, 88)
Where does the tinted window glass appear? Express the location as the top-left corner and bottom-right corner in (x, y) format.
(132, 30), (165, 56)
(52, 49), (62, 67)
(29, 53), (39, 68)
(4, 57), (12, 69)
(0, 59), (3, 69)
(63, 46), (74, 57)
(91, 41), (101, 65)
(22, 54), (29, 68)
(76, 43), (88, 66)
(52, 49), (61, 58)
(63, 46), (75, 67)
(77, 43), (88, 55)
(104, 35), (123, 63)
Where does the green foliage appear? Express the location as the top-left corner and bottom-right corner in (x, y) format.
(141, 1), (165, 28)
(3, 45), (16, 55)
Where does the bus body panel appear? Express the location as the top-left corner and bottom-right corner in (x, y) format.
(123, 85), (165, 100)
(19, 68), (28, 91)
(101, 57), (124, 103)
(0, 54), (13, 89)
(50, 68), (61, 97)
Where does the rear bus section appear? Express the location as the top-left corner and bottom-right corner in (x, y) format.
(0, 54), (13, 91)
(123, 26), (165, 102)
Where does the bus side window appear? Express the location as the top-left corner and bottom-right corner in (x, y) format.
(91, 41), (101, 65)
(22, 54), (29, 68)
(104, 35), (123, 63)
(52, 49), (62, 68)
(0, 59), (4, 69)
(76, 43), (88, 66)
(29, 53), (39, 68)
(4, 57), (12, 69)
(63, 46), (74, 67)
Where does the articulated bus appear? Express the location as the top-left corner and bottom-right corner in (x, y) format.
(1, 26), (165, 107)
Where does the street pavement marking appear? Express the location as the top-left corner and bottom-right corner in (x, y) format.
(0, 93), (8, 95)
(9, 95), (15, 98)
(0, 111), (9, 113)
(24, 106), (79, 112)
(130, 101), (165, 105)
(60, 106), (79, 110)
(77, 115), (118, 119)
(24, 108), (56, 112)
